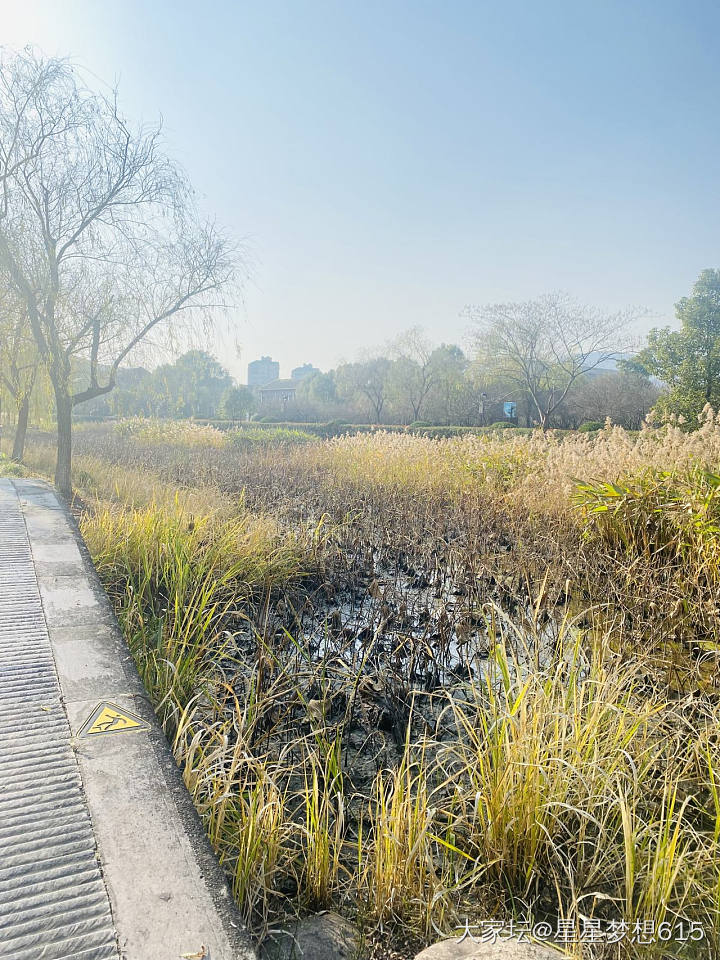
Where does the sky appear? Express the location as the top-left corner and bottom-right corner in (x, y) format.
(3, 0), (720, 382)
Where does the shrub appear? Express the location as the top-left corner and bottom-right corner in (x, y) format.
(0, 454), (26, 477)
(229, 426), (316, 447)
(322, 419), (348, 438)
(578, 420), (604, 432)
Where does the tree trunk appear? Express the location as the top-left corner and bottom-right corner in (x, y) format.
(54, 390), (73, 499)
(11, 395), (30, 461)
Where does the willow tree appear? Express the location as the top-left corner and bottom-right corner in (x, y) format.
(0, 286), (38, 460)
(0, 49), (236, 496)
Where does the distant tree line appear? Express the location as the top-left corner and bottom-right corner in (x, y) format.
(18, 270), (720, 435)
(53, 324), (659, 431)
(8, 249), (720, 455)
(7, 265), (720, 445)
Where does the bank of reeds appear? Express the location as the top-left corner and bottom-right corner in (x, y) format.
(13, 416), (720, 957)
(92, 524), (720, 958)
(82, 502), (312, 726)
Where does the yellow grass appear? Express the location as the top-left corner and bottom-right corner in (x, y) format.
(14, 417), (720, 956)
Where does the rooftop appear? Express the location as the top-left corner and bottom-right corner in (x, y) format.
(258, 378), (296, 391)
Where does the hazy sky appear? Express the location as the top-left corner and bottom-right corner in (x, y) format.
(3, 1), (719, 381)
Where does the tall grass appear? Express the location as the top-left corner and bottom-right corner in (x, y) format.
(152, 626), (720, 956)
(0, 453), (27, 477)
(19, 417), (720, 956)
(83, 502), (308, 726)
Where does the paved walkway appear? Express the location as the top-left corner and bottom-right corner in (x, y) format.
(0, 478), (256, 960)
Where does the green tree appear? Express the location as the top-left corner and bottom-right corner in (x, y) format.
(630, 269), (720, 420)
(297, 371), (337, 407)
(218, 384), (255, 420)
(151, 351), (233, 418)
(423, 344), (471, 424)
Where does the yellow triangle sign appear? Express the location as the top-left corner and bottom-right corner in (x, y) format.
(79, 701), (149, 737)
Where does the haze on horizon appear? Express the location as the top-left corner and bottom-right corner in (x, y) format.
(3, 0), (718, 382)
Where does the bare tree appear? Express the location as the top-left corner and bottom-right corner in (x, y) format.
(0, 50), (236, 495)
(571, 369), (660, 429)
(336, 357), (391, 422)
(467, 293), (634, 431)
(388, 326), (438, 422)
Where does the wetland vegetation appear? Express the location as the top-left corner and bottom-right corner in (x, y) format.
(5, 417), (720, 958)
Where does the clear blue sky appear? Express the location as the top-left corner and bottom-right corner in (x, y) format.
(4, 1), (720, 381)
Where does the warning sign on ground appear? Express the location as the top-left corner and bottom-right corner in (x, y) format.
(78, 702), (149, 737)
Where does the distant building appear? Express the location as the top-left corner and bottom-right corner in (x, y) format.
(258, 378), (297, 406)
(247, 356), (279, 388)
(291, 363), (320, 381)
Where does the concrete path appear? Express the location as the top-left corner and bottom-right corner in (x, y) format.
(0, 478), (256, 960)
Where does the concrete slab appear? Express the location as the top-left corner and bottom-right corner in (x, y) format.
(39, 577), (106, 627)
(2, 479), (256, 960)
(31, 539), (86, 580)
(49, 624), (144, 703)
